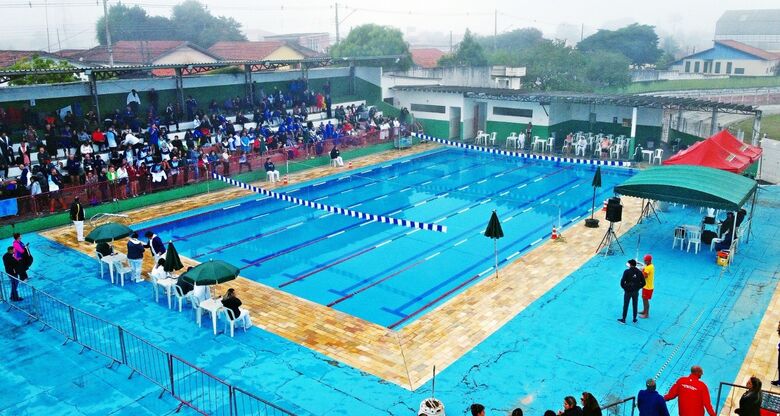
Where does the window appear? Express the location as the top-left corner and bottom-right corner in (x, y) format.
(492, 107), (533, 118)
(410, 103), (446, 114)
(715, 62), (721, 73)
(703, 61), (711, 73)
(726, 62), (733, 74)
(685, 61), (691, 72)
(694, 61), (700, 73)
(734, 67), (745, 75)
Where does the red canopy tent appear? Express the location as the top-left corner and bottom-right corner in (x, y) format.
(663, 136), (753, 173)
(708, 129), (762, 162)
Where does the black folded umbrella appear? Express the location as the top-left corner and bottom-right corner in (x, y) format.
(164, 242), (184, 273)
(484, 211), (504, 277)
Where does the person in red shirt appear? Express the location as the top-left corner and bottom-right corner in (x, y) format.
(664, 366), (715, 416)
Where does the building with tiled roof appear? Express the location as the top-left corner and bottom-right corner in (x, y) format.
(63, 41), (220, 66)
(0, 50), (76, 68)
(207, 41), (323, 61)
(669, 40), (779, 77)
(410, 48), (446, 69)
(263, 33), (331, 54)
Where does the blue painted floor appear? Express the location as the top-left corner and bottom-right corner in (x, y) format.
(1, 185), (779, 416)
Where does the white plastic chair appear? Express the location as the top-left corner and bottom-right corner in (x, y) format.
(173, 284), (192, 313)
(545, 137), (555, 153)
(488, 132), (497, 146)
(223, 308), (251, 337)
(96, 251), (105, 279)
(673, 227), (686, 250)
(149, 273), (166, 304)
(189, 294), (207, 322)
(113, 259), (133, 287)
(475, 130), (484, 144)
(687, 229), (702, 254)
(652, 149), (664, 165)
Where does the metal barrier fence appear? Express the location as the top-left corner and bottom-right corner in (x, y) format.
(715, 381), (776, 415)
(3, 128), (404, 224)
(600, 396), (635, 416)
(0, 271), (295, 415)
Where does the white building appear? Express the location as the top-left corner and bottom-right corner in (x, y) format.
(669, 40), (779, 77)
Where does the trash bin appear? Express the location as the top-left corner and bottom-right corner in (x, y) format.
(717, 250), (730, 266)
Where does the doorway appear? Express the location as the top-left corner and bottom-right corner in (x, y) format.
(449, 106), (461, 139)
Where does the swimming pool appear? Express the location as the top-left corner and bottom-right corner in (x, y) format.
(140, 147), (635, 327)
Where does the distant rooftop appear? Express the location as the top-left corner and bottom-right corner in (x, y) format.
(410, 48), (446, 69)
(716, 9), (780, 36)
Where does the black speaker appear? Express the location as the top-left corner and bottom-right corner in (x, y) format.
(606, 197), (623, 223)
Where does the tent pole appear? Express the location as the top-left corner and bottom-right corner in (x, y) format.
(494, 239), (498, 278)
(728, 210), (738, 266)
(746, 187), (758, 244)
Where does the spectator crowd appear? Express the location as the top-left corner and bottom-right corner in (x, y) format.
(0, 78), (409, 217)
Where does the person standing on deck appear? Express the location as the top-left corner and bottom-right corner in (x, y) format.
(618, 259), (645, 324)
(663, 366), (715, 416)
(69, 196), (85, 242)
(639, 254), (654, 319)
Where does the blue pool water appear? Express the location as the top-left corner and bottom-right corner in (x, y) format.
(139, 148), (634, 327)
(3, 187), (779, 415)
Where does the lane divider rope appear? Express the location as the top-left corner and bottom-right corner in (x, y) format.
(211, 173), (448, 233)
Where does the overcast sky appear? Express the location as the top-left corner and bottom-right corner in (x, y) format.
(2, 0), (778, 53)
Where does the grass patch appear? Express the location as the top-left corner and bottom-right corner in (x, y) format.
(602, 76), (780, 94)
(729, 114), (780, 141)
(1, 141), (400, 239)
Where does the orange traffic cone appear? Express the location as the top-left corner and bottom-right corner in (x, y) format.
(283, 174), (289, 185)
(348, 161), (353, 169)
(602, 200), (608, 212)
(551, 227), (558, 240)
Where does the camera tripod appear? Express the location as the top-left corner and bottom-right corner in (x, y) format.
(638, 199), (661, 224)
(596, 221), (624, 256)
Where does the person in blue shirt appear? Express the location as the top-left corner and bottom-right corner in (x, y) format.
(148, 124), (160, 148)
(144, 231), (166, 262)
(264, 157), (279, 183)
(637, 379), (669, 416)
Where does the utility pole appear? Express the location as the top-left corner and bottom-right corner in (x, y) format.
(335, 3), (340, 43)
(494, 9), (498, 50)
(44, 0), (51, 52)
(102, 0), (114, 66)
(580, 23), (584, 42)
(56, 29), (62, 52)
(450, 31), (453, 53)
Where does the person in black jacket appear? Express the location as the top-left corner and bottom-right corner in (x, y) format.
(581, 392), (602, 416)
(735, 377), (762, 416)
(70, 196), (85, 242)
(3, 246), (21, 301)
(618, 259), (646, 324)
(221, 288), (252, 329)
(558, 396), (583, 416)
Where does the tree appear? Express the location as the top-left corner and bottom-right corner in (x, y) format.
(171, 1), (245, 47)
(517, 39), (587, 91)
(96, 3), (172, 45)
(438, 29), (488, 67)
(479, 28), (545, 53)
(582, 51), (631, 88)
(4, 55), (79, 86)
(95, 0), (245, 47)
(577, 24), (662, 66)
(330, 24), (412, 70)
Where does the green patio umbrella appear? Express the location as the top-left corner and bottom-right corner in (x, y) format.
(180, 259), (240, 286)
(85, 222), (133, 243)
(164, 242), (184, 273)
(585, 166), (602, 228)
(484, 210), (504, 277)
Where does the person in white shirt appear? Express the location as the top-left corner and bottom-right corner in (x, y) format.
(126, 89), (141, 113)
(150, 258), (172, 282)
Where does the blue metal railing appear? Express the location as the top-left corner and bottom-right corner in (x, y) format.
(0, 271), (294, 416)
(600, 396), (636, 416)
